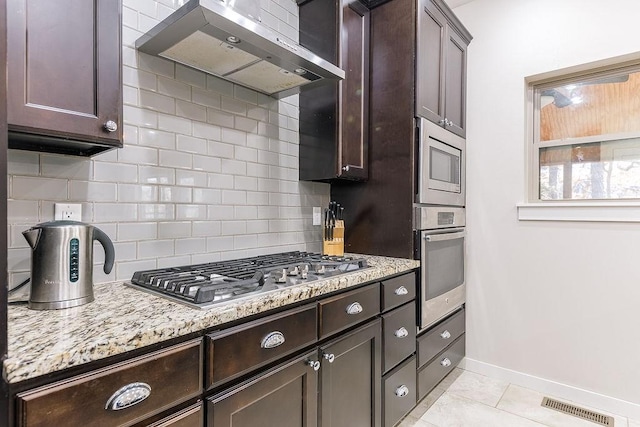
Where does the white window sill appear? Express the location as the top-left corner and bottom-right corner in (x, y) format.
(517, 202), (640, 222)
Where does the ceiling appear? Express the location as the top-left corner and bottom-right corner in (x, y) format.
(444, 0), (475, 7)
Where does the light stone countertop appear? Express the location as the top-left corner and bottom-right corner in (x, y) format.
(5, 254), (419, 384)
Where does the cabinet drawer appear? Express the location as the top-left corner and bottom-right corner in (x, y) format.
(207, 304), (317, 388)
(383, 356), (416, 427)
(417, 334), (465, 400)
(382, 302), (416, 373)
(319, 284), (380, 339)
(381, 272), (416, 312)
(417, 307), (465, 368)
(16, 339), (202, 427)
(148, 402), (203, 427)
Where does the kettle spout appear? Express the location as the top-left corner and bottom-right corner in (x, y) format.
(22, 228), (40, 249)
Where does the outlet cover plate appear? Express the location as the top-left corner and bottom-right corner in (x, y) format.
(313, 207), (322, 226)
(54, 203), (82, 221)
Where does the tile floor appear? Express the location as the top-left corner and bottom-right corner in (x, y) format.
(399, 368), (638, 427)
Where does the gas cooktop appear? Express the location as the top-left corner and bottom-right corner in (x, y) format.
(128, 251), (368, 309)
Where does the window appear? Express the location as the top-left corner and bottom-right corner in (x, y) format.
(530, 63), (640, 202)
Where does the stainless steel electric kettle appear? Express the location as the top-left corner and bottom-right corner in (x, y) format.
(22, 220), (115, 310)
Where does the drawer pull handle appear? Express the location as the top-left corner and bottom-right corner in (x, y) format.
(395, 385), (410, 397)
(394, 286), (409, 296)
(105, 382), (151, 411)
(440, 330), (452, 339)
(394, 327), (409, 338)
(307, 360), (321, 371)
(441, 357), (452, 367)
(323, 353), (336, 363)
(346, 302), (363, 315)
(261, 331), (286, 349)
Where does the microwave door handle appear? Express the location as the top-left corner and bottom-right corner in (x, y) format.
(424, 231), (466, 242)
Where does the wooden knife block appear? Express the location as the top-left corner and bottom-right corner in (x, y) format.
(323, 220), (344, 256)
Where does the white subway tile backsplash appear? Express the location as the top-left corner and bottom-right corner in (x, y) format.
(118, 144), (159, 165)
(159, 149), (192, 169)
(139, 128), (176, 149)
(158, 221), (192, 238)
(206, 76), (234, 97)
(158, 114), (192, 135)
(138, 203), (175, 221)
(193, 188), (221, 204)
(117, 222), (158, 241)
(158, 76), (191, 101)
(139, 89), (176, 114)
(118, 184), (159, 202)
(95, 203), (138, 222)
(13, 177), (67, 201)
(139, 165), (175, 185)
(176, 169), (207, 187)
(221, 190), (247, 205)
(176, 64), (206, 88)
(124, 105), (159, 128)
(208, 141), (235, 159)
(111, 241), (138, 262)
(70, 181), (118, 202)
(192, 221), (222, 237)
(123, 66), (157, 91)
(221, 220), (247, 235)
(176, 100), (207, 122)
(176, 135), (208, 155)
(175, 238), (206, 255)
(234, 176), (258, 191)
(221, 97), (247, 116)
(6, 0), (328, 284)
(193, 122), (222, 141)
(176, 204), (208, 220)
(159, 186), (193, 203)
(193, 155), (222, 173)
(207, 109), (235, 128)
(8, 247), (31, 272)
(138, 238), (174, 258)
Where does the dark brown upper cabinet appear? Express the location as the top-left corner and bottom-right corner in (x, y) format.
(416, 0), (471, 138)
(298, 0), (369, 182)
(7, 0), (123, 156)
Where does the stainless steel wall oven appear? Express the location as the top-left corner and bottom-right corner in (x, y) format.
(414, 206), (465, 332)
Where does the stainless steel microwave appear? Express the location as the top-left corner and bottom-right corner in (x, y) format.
(417, 118), (465, 207)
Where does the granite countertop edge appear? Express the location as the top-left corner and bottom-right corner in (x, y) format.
(4, 254), (419, 384)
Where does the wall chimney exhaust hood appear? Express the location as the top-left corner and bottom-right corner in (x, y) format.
(136, 0), (345, 98)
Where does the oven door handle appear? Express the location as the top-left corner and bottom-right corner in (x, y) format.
(424, 230), (465, 242)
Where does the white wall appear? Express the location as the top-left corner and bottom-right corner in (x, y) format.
(455, 0), (640, 416)
(7, 0), (329, 286)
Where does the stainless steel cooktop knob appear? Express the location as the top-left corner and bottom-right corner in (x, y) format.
(300, 264), (309, 279)
(316, 265), (326, 275)
(287, 266), (299, 276)
(275, 269), (287, 283)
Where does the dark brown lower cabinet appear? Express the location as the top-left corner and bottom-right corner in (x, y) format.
(207, 351), (319, 427)
(320, 319), (382, 427)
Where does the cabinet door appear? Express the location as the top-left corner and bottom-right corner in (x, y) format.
(319, 319), (381, 427)
(416, 0), (446, 126)
(208, 352), (318, 427)
(443, 27), (467, 138)
(338, 0), (369, 180)
(7, 0), (122, 152)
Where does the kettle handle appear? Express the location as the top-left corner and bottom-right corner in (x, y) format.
(94, 227), (115, 274)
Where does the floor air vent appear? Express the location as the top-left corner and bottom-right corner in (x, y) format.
(541, 397), (614, 426)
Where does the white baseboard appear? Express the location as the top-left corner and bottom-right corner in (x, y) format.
(461, 357), (640, 421)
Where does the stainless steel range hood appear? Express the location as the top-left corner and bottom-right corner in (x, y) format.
(136, 0), (344, 98)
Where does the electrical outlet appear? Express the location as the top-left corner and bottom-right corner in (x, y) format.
(54, 203), (82, 221)
(313, 207), (322, 226)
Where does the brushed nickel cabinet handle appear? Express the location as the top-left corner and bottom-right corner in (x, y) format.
(441, 357), (452, 367)
(395, 385), (410, 397)
(323, 353), (335, 363)
(394, 327), (409, 338)
(261, 331), (285, 349)
(306, 360), (320, 371)
(346, 302), (363, 315)
(105, 382), (151, 411)
(103, 120), (118, 132)
(440, 330), (451, 339)
(394, 286), (409, 296)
